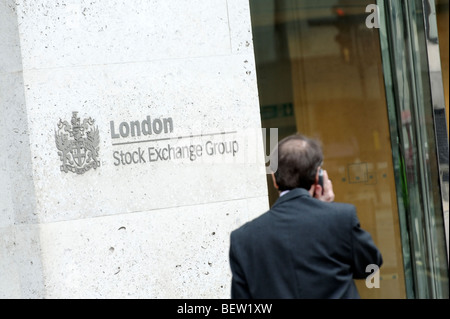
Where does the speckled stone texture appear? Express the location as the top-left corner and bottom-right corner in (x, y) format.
(0, 0), (269, 298)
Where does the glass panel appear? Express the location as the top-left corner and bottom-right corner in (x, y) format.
(436, 0), (449, 137)
(436, 0), (449, 259)
(379, 0), (449, 298)
(250, 0), (407, 298)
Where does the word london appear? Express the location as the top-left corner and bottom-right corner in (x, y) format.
(110, 115), (173, 139)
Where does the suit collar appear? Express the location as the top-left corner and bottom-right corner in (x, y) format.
(272, 188), (311, 209)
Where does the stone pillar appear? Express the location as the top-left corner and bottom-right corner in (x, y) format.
(0, 0), (269, 298)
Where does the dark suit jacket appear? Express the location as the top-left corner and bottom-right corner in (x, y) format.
(229, 188), (383, 299)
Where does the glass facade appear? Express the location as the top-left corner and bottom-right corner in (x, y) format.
(437, 0), (449, 137)
(436, 0), (449, 263)
(249, 0), (449, 299)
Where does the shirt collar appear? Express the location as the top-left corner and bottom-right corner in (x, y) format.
(279, 190), (290, 197)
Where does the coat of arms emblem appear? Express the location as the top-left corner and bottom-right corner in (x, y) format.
(55, 111), (100, 174)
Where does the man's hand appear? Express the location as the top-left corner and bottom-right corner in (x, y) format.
(314, 169), (335, 202)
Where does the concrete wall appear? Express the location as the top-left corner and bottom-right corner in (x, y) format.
(0, 0), (269, 298)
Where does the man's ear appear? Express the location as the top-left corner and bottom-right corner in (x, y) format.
(311, 169), (321, 195)
(314, 167), (320, 185)
(271, 173), (279, 190)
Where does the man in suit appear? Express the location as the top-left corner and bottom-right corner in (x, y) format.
(229, 133), (383, 299)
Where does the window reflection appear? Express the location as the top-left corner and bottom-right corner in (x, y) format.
(250, 0), (407, 298)
(435, 0), (449, 282)
(436, 0), (449, 136)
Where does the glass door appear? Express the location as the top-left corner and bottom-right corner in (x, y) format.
(250, 0), (406, 299)
(250, 0), (449, 299)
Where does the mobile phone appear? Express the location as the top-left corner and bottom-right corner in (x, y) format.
(318, 169), (324, 194)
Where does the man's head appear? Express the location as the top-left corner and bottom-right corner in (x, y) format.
(270, 134), (323, 191)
